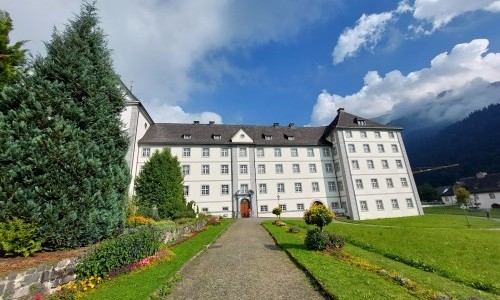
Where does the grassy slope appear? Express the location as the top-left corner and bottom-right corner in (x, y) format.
(81, 219), (234, 300)
(423, 206), (500, 219)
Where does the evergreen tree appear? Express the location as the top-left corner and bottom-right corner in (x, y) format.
(135, 149), (195, 219)
(0, 10), (27, 88)
(0, 3), (130, 249)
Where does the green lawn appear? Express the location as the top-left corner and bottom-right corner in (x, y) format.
(276, 216), (500, 298)
(423, 206), (500, 219)
(347, 214), (500, 228)
(80, 219), (234, 300)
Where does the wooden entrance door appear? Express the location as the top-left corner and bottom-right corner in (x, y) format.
(240, 199), (250, 218)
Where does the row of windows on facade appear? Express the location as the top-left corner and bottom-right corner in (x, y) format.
(142, 146), (332, 158)
(344, 130), (396, 139)
(473, 193), (497, 200)
(359, 198), (414, 212)
(355, 177), (409, 189)
(347, 143), (399, 154)
(182, 132), (297, 142)
(180, 158), (406, 176)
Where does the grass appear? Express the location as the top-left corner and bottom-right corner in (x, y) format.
(80, 219), (234, 300)
(283, 216), (500, 297)
(347, 214), (500, 229)
(423, 206), (500, 219)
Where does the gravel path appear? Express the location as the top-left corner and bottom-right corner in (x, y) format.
(167, 218), (324, 300)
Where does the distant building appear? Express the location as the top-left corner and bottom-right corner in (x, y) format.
(436, 186), (456, 205)
(455, 172), (500, 209)
(121, 87), (423, 220)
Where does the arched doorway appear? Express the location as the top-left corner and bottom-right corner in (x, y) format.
(311, 201), (324, 208)
(240, 199), (251, 218)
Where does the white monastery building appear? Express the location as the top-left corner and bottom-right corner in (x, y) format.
(121, 86), (423, 220)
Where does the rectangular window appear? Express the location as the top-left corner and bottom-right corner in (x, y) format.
(363, 144), (371, 153)
(297, 203), (304, 210)
(201, 185), (210, 195)
(391, 199), (399, 209)
(332, 146), (338, 156)
(182, 165), (190, 175)
(474, 194), (479, 200)
(375, 131), (381, 138)
(291, 148), (298, 157)
(352, 160), (359, 169)
(292, 164), (300, 173)
(222, 206), (229, 211)
(396, 159), (403, 168)
(489, 193), (496, 199)
(213, 135), (221, 140)
(294, 182), (302, 192)
(332, 202), (340, 209)
(279, 204), (287, 211)
(312, 182), (320, 192)
(377, 144), (385, 153)
(240, 184), (248, 193)
(264, 135), (272, 140)
(275, 164), (283, 174)
(389, 132), (395, 138)
(202, 165), (210, 175)
(355, 179), (364, 189)
(345, 130), (352, 138)
(371, 178), (379, 188)
(202, 207), (208, 212)
(259, 184), (267, 194)
(386, 178), (394, 188)
(183, 185), (189, 196)
(240, 164), (248, 174)
(260, 205), (268, 212)
(325, 163), (333, 173)
(309, 164), (317, 173)
(360, 201), (368, 211)
(360, 131), (367, 138)
(307, 148), (314, 157)
(221, 147), (229, 157)
(406, 198), (414, 208)
(334, 162), (340, 172)
(367, 160), (375, 169)
(239, 148), (247, 157)
(322, 148), (331, 157)
(183, 147), (191, 157)
(391, 144), (399, 153)
(382, 160), (389, 169)
(256, 148), (264, 157)
(274, 148), (282, 157)
(348, 144), (356, 153)
(142, 147), (151, 157)
(202, 147), (210, 157)
(258, 164), (266, 174)
(338, 180), (344, 191)
(277, 183), (285, 193)
(328, 181), (337, 192)
(221, 164), (229, 174)
(183, 134), (192, 140)
(376, 200), (384, 210)
(401, 178), (409, 187)
(221, 184), (229, 195)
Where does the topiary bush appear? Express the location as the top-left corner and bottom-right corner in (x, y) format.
(0, 217), (43, 257)
(76, 226), (161, 279)
(304, 204), (334, 231)
(304, 228), (330, 251)
(272, 207), (282, 220)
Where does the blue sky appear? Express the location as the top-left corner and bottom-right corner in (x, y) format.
(3, 0), (500, 126)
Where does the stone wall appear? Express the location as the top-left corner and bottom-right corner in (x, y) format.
(0, 218), (208, 300)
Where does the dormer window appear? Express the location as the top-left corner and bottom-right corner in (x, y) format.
(183, 134), (192, 140)
(263, 134), (272, 140)
(285, 134), (295, 141)
(355, 118), (366, 125)
(213, 134), (221, 140)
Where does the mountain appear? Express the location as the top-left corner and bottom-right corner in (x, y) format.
(404, 103), (500, 186)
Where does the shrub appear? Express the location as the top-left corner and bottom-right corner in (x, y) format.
(0, 217), (43, 257)
(304, 204), (334, 231)
(288, 226), (300, 233)
(76, 226), (161, 279)
(492, 203), (500, 209)
(272, 207), (282, 220)
(175, 217), (196, 225)
(207, 216), (220, 226)
(304, 228), (330, 251)
(325, 232), (345, 249)
(127, 216), (156, 227)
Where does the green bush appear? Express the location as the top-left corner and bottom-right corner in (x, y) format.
(304, 229), (330, 251)
(304, 204), (334, 231)
(0, 217), (43, 257)
(272, 207), (282, 219)
(326, 232), (345, 249)
(76, 226), (161, 279)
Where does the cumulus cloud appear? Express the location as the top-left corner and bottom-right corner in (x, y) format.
(149, 104), (223, 124)
(312, 39), (500, 125)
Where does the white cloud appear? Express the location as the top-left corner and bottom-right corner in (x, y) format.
(312, 39), (500, 125)
(332, 11), (394, 64)
(148, 104), (223, 124)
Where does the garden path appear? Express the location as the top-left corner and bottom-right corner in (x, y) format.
(167, 218), (325, 300)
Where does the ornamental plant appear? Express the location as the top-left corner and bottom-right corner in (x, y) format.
(303, 204), (334, 231)
(0, 217), (43, 257)
(272, 207), (282, 220)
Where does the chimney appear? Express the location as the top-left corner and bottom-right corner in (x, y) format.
(209, 121), (215, 125)
(476, 172), (487, 179)
(273, 122), (280, 127)
(288, 123), (295, 128)
(337, 108), (344, 113)
(193, 121), (200, 124)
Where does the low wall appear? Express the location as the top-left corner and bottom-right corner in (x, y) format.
(0, 218), (208, 300)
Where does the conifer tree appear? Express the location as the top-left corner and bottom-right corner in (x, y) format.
(135, 149), (195, 219)
(0, 10), (27, 88)
(0, 3), (130, 249)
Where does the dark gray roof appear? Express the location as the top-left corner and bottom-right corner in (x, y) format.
(457, 173), (500, 194)
(139, 123), (331, 146)
(436, 186), (454, 197)
(324, 109), (401, 134)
